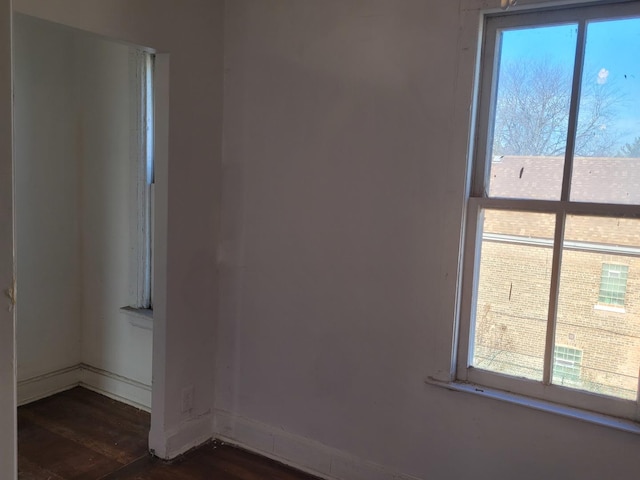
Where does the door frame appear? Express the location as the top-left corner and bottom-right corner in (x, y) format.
(0, 0), (16, 478)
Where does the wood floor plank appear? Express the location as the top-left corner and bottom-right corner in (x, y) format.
(211, 444), (320, 480)
(19, 408), (144, 465)
(63, 387), (150, 427)
(19, 387), (150, 464)
(18, 415), (124, 479)
(17, 457), (65, 480)
(18, 387), (320, 480)
(99, 452), (237, 480)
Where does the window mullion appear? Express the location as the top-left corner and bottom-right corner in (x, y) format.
(561, 19), (587, 202)
(543, 211), (566, 385)
(543, 20), (587, 385)
(542, 19), (586, 385)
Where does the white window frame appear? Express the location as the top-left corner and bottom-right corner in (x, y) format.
(598, 263), (629, 307)
(129, 49), (155, 311)
(553, 345), (583, 385)
(456, 0), (640, 422)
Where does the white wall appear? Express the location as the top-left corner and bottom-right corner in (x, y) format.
(14, 14), (81, 383)
(217, 1), (640, 479)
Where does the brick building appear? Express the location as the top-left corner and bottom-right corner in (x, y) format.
(473, 155), (640, 400)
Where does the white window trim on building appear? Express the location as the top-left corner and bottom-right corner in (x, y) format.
(553, 345), (583, 385)
(598, 263), (628, 307)
(454, 0), (640, 424)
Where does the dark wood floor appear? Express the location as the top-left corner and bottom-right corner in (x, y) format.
(18, 387), (319, 480)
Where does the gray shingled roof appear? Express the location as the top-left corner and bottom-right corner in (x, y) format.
(489, 156), (640, 204)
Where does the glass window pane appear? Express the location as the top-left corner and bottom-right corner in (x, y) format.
(598, 263), (628, 306)
(556, 215), (640, 400)
(472, 210), (556, 381)
(571, 17), (640, 204)
(554, 345), (583, 384)
(487, 24), (577, 200)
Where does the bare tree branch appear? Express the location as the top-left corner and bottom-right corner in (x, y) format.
(491, 60), (622, 157)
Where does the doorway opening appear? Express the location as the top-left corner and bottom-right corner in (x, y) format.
(13, 12), (157, 466)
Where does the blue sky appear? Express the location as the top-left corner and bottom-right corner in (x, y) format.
(498, 18), (640, 148)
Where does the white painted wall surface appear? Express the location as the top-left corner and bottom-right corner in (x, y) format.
(13, 0), (225, 459)
(14, 14), (81, 384)
(218, 1), (640, 479)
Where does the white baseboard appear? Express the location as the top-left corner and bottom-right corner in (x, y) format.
(17, 363), (151, 412)
(213, 410), (421, 480)
(79, 364), (151, 412)
(17, 365), (81, 406)
(150, 413), (214, 460)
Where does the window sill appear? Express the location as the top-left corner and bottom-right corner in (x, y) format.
(424, 377), (640, 435)
(594, 304), (625, 314)
(120, 306), (153, 331)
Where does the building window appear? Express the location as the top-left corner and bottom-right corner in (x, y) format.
(457, 1), (640, 419)
(598, 263), (628, 307)
(553, 346), (582, 385)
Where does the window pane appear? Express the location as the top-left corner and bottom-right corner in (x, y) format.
(598, 263), (628, 306)
(571, 17), (640, 204)
(554, 345), (583, 384)
(487, 24), (577, 200)
(556, 215), (640, 400)
(472, 210), (555, 380)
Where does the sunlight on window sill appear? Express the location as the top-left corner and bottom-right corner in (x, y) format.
(594, 304), (626, 314)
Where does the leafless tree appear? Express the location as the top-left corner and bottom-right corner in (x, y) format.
(491, 60), (622, 157)
(618, 136), (640, 157)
